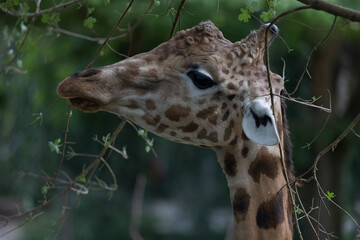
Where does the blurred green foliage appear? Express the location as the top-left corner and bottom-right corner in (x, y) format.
(0, 0), (360, 239)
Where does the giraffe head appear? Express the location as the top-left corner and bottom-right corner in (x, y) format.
(57, 21), (283, 148)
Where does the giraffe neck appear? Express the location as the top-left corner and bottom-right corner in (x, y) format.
(215, 140), (293, 240)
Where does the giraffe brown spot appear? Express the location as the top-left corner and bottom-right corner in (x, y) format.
(197, 129), (218, 143)
(239, 70), (245, 75)
(233, 187), (251, 223)
(165, 104), (191, 121)
(254, 72), (261, 77)
(196, 106), (217, 119)
(211, 91), (222, 101)
(222, 68), (230, 75)
(145, 99), (156, 110)
(222, 110), (230, 121)
(238, 80), (244, 88)
(256, 191), (285, 229)
(208, 116), (218, 125)
(241, 146), (249, 158)
(182, 136), (191, 141)
(157, 123), (169, 132)
(276, 78), (281, 83)
(242, 131), (249, 141)
(170, 131), (177, 136)
(127, 100), (139, 109)
(230, 135), (238, 145)
(207, 131), (218, 143)
(224, 152), (237, 176)
(274, 88), (280, 94)
(147, 68), (158, 78)
(232, 103), (237, 110)
(248, 147), (279, 183)
(226, 61), (233, 69)
(198, 128), (207, 139)
(227, 95), (235, 101)
(179, 121), (199, 133)
(125, 66), (140, 78)
(222, 103), (227, 109)
(227, 82), (236, 90)
(142, 114), (157, 126)
(223, 120), (234, 141)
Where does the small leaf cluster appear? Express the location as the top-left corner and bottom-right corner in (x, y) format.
(238, 0), (280, 23)
(326, 191), (335, 200)
(1, 0), (20, 11)
(48, 138), (62, 154)
(84, 6), (97, 29)
(138, 129), (154, 153)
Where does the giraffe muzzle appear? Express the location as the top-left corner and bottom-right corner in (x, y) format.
(57, 68), (112, 113)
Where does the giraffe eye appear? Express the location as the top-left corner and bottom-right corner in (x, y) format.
(187, 70), (216, 89)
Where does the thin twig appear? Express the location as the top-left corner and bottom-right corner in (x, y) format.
(0, 15), (36, 75)
(264, 6), (312, 240)
(302, 90), (332, 149)
(0, 0), (85, 17)
(298, 113), (360, 179)
(275, 94), (331, 113)
(99, 157), (118, 189)
(87, 0), (137, 68)
(287, 16), (337, 96)
(46, 105), (72, 200)
(295, 184), (320, 239)
(168, 0), (186, 39)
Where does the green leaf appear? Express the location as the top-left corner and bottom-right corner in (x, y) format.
(41, 13), (61, 26)
(260, 11), (272, 22)
(48, 138), (62, 154)
(84, 16), (97, 29)
(30, 112), (43, 125)
(41, 185), (48, 195)
(295, 205), (303, 215)
(238, 8), (251, 23)
(78, 176), (86, 183)
(102, 133), (111, 146)
(326, 191), (335, 200)
(88, 7), (95, 14)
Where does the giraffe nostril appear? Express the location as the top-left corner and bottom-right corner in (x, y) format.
(72, 68), (101, 78)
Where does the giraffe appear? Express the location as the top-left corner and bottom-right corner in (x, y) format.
(57, 20), (294, 239)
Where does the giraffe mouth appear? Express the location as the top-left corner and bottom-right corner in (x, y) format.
(68, 97), (103, 113)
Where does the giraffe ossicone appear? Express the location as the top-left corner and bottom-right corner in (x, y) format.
(58, 21), (294, 239)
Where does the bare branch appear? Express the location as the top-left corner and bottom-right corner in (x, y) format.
(297, 0), (360, 22)
(287, 16), (337, 96)
(0, 0), (85, 17)
(169, 0), (186, 39)
(298, 113), (360, 179)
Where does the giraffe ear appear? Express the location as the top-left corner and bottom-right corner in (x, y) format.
(242, 100), (280, 146)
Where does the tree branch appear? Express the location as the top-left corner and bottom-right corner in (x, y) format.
(169, 0), (186, 39)
(297, 0), (360, 22)
(0, 0), (85, 17)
